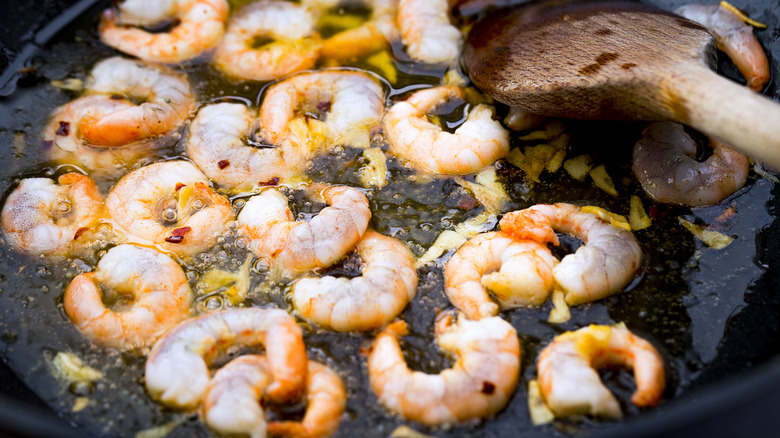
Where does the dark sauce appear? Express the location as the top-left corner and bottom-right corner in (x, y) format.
(0, 0), (779, 437)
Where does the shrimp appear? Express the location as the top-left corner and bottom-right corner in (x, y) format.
(99, 0), (229, 64)
(145, 307), (307, 408)
(397, 0), (462, 65)
(62, 244), (192, 350)
(1, 173), (103, 256)
(499, 203), (642, 306)
(185, 102), (310, 192)
(537, 324), (665, 419)
(383, 86), (510, 175)
(368, 311), (521, 426)
(304, 0), (399, 61)
(204, 355), (346, 438)
(676, 3), (770, 92)
(259, 70), (385, 150)
(632, 121), (749, 207)
(237, 186), (371, 273)
(443, 231), (559, 320)
(105, 161), (234, 258)
(214, 1), (322, 81)
(292, 229), (418, 332)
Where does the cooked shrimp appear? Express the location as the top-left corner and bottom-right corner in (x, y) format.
(632, 121), (749, 207)
(267, 360), (347, 438)
(186, 102), (309, 192)
(537, 324), (665, 419)
(237, 186), (371, 273)
(204, 355), (346, 438)
(259, 69), (385, 150)
(99, 0), (229, 64)
(499, 203), (642, 306)
(292, 229), (418, 332)
(63, 244), (192, 350)
(1, 173), (103, 256)
(105, 161), (234, 258)
(443, 231), (559, 320)
(368, 311), (521, 426)
(214, 1), (321, 81)
(81, 57), (195, 147)
(384, 86), (510, 175)
(145, 307), (307, 408)
(304, 0), (399, 61)
(398, 0), (462, 65)
(676, 3), (770, 92)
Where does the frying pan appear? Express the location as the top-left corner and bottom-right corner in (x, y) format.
(1, 0), (779, 436)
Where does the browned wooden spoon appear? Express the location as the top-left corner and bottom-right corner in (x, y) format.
(463, 0), (780, 168)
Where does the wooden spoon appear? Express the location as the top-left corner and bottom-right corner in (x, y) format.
(463, 0), (780, 168)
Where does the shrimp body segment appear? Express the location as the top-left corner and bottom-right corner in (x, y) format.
(368, 312), (521, 426)
(292, 230), (418, 332)
(238, 186), (371, 273)
(676, 3), (770, 92)
(632, 121), (749, 206)
(186, 102), (308, 191)
(384, 86), (510, 175)
(145, 307), (307, 409)
(398, 0), (462, 65)
(444, 231), (559, 320)
(259, 70), (385, 150)
(99, 0), (230, 64)
(1, 173), (103, 256)
(537, 325), (665, 419)
(63, 244), (192, 350)
(214, 1), (322, 81)
(106, 161), (234, 258)
(500, 203), (642, 306)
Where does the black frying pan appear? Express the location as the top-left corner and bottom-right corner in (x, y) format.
(1, 0), (779, 436)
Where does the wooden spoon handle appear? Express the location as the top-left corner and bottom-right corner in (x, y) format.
(660, 62), (780, 169)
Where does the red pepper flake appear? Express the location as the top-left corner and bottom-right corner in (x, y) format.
(174, 182), (185, 191)
(218, 160), (230, 169)
(317, 101), (332, 113)
(481, 381), (496, 395)
(165, 226), (191, 243)
(110, 94), (124, 100)
(259, 177), (280, 186)
(41, 140), (53, 151)
(56, 121), (70, 136)
(73, 227), (89, 240)
(457, 196), (479, 210)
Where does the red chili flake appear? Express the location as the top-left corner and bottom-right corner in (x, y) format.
(56, 121), (70, 136)
(648, 204), (672, 220)
(110, 94), (124, 100)
(73, 227), (89, 240)
(317, 101), (332, 113)
(457, 196), (479, 210)
(218, 160), (230, 169)
(41, 140), (53, 151)
(481, 381), (496, 395)
(174, 182), (185, 191)
(165, 226), (191, 243)
(259, 177), (280, 187)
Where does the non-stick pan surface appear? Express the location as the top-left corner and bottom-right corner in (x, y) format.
(1, 0), (779, 437)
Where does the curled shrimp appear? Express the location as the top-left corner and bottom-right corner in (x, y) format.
(537, 325), (665, 419)
(259, 69), (385, 150)
(145, 307), (307, 409)
(384, 85), (510, 175)
(368, 311), (521, 426)
(443, 231), (559, 320)
(676, 3), (770, 92)
(237, 186), (371, 273)
(186, 102), (310, 192)
(105, 161), (234, 258)
(292, 229), (418, 332)
(398, 0), (462, 65)
(1, 173), (103, 256)
(204, 355), (346, 438)
(99, 0), (229, 64)
(632, 121), (749, 207)
(304, 0), (399, 62)
(63, 244), (192, 350)
(214, 1), (322, 81)
(499, 203), (642, 306)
